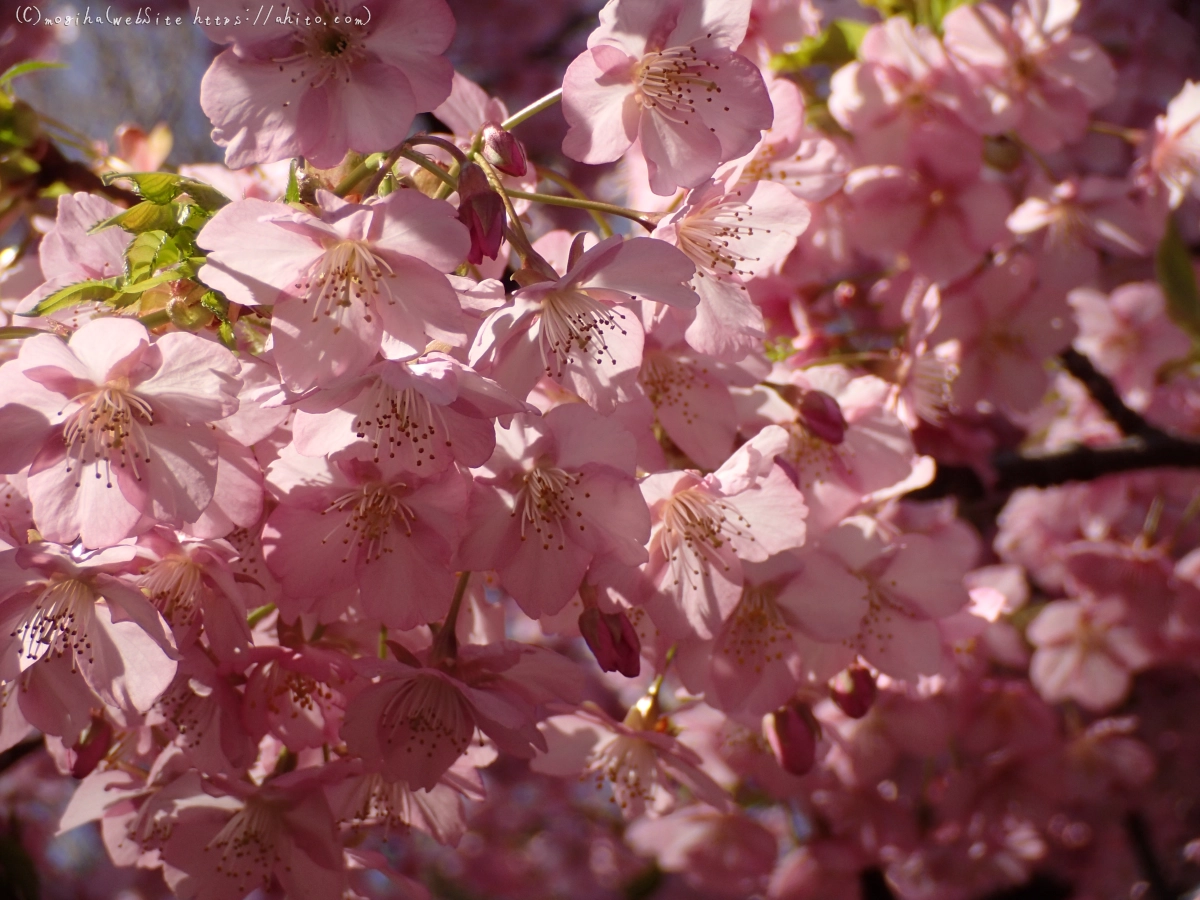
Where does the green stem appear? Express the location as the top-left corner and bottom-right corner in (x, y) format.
(476, 155), (546, 271)
(359, 144), (407, 198)
(501, 88), (563, 131)
(537, 166), (613, 238)
(247, 603), (276, 628)
(407, 134), (468, 165)
(506, 189), (659, 232)
(399, 148), (458, 191)
(333, 153), (385, 197)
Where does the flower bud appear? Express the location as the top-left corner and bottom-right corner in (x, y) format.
(579, 607), (641, 677)
(456, 162), (504, 264)
(70, 714), (114, 779)
(481, 122), (528, 177)
(798, 389), (848, 445)
(830, 665), (877, 719)
(766, 700), (819, 777)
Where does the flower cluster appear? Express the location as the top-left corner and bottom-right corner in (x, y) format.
(0, 0), (1199, 897)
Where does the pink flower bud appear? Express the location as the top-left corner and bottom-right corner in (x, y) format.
(799, 389), (848, 445)
(830, 665), (877, 719)
(71, 715), (114, 779)
(766, 700), (818, 777)
(579, 607), (641, 677)
(481, 122), (528, 177)
(456, 162), (505, 264)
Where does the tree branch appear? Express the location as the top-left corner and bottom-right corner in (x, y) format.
(913, 349), (1200, 499)
(1124, 812), (1175, 900)
(1058, 348), (1164, 439)
(994, 434), (1200, 490)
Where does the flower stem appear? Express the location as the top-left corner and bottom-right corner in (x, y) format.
(246, 602), (276, 628)
(407, 134), (469, 166)
(1009, 133), (1056, 180)
(505, 189), (659, 232)
(536, 166), (613, 238)
(501, 88), (563, 131)
(333, 153), (386, 197)
(399, 148), (458, 191)
(476, 155), (553, 275)
(359, 143), (408, 197)
(1089, 121), (1145, 143)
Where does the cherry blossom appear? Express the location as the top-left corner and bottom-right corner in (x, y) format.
(458, 403), (649, 618)
(651, 176), (811, 360)
(290, 352), (529, 472)
(532, 702), (731, 819)
(0, 542), (177, 724)
(0, 318), (241, 547)
(197, 189), (469, 391)
(342, 640), (583, 791)
(640, 425), (808, 639)
(1139, 80), (1200, 207)
(262, 446), (468, 629)
(195, 0), (456, 168)
(562, 0), (774, 195)
(470, 234), (697, 412)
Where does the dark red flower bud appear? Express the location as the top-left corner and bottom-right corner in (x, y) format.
(579, 607), (641, 677)
(830, 665), (877, 719)
(456, 162), (504, 264)
(481, 122), (528, 177)
(766, 700), (819, 777)
(798, 389), (848, 445)
(70, 714), (113, 779)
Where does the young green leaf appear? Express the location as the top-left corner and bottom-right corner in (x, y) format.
(24, 278), (121, 317)
(771, 19), (871, 72)
(89, 201), (179, 235)
(1155, 216), (1200, 341)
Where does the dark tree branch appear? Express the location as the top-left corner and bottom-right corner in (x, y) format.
(992, 349), (1200, 490)
(0, 740), (41, 777)
(860, 867), (897, 900)
(1058, 348), (1163, 439)
(1124, 812), (1176, 900)
(912, 349), (1200, 500)
(994, 434), (1200, 490)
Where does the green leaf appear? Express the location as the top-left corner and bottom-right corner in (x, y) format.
(175, 203), (211, 231)
(114, 265), (194, 297)
(200, 290), (230, 319)
(0, 326), (44, 340)
(771, 19), (871, 72)
(286, 159), (301, 204)
(179, 180), (231, 212)
(103, 172), (231, 211)
(125, 231), (171, 282)
(929, 0), (974, 25)
(1155, 216), (1200, 341)
(858, 0), (973, 30)
(90, 201), (179, 236)
(0, 60), (66, 93)
(25, 279), (120, 317)
(116, 172), (180, 204)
